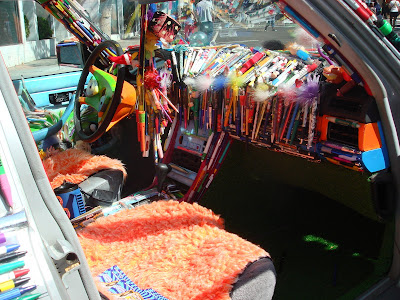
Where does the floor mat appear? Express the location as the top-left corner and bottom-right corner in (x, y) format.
(200, 141), (393, 299)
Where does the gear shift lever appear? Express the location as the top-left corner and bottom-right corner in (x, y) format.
(155, 163), (171, 195)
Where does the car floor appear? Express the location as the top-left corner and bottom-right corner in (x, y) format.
(200, 141), (394, 300)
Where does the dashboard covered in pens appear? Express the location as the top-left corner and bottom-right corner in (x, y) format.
(34, 0), (390, 180)
(138, 40), (389, 205)
(51, 41), (390, 207)
(160, 43), (389, 177)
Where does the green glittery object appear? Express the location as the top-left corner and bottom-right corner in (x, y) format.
(303, 234), (339, 251)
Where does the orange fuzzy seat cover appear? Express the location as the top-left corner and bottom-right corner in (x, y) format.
(77, 200), (270, 300)
(42, 148), (127, 189)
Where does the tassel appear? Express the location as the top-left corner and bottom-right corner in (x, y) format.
(144, 68), (162, 90)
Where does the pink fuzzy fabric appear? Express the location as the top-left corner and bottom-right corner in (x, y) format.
(78, 200), (269, 300)
(42, 148), (127, 189)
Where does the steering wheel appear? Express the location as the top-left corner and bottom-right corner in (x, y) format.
(74, 40), (126, 143)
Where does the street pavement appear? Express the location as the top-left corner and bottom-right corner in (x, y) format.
(118, 23), (297, 49)
(213, 24), (297, 48)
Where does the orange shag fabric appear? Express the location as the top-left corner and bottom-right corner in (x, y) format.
(78, 200), (269, 300)
(42, 148), (127, 189)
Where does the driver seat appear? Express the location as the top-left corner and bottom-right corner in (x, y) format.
(78, 168), (124, 207)
(41, 145), (127, 210)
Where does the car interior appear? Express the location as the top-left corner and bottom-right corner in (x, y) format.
(2, 0), (400, 299)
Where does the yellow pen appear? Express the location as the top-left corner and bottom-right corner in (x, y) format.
(0, 277), (30, 293)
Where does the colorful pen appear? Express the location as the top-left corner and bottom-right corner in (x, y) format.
(0, 270), (29, 284)
(321, 141), (361, 154)
(0, 261), (25, 275)
(14, 293), (41, 300)
(0, 158), (13, 213)
(0, 285), (36, 300)
(286, 102), (299, 141)
(0, 252), (27, 264)
(0, 277), (30, 293)
(319, 145), (360, 160)
(272, 60), (298, 86)
(326, 116), (360, 128)
(0, 245), (19, 256)
(325, 157), (363, 172)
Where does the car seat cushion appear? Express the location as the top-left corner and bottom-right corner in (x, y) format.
(78, 200), (276, 300)
(42, 148), (127, 189)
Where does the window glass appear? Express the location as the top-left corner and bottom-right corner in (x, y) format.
(0, 1), (21, 46)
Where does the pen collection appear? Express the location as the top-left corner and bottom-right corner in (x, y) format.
(61, 6), (385, 205)
(0, 230), (40, 300)
(144, 42), (388, 179)
(0, 159), (43, 299)
(32, 0), (390, 180)
(37, 0), (107, 51)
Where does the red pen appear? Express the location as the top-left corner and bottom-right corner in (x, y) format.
(239, 52), (265, 75)
(342, 0), (376, 24)
(0, 269), (29, 284)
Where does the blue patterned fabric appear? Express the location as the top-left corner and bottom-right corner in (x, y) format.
(98, 265), (169, 300)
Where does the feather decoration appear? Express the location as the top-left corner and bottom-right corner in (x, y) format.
(144, 68), (161, 90)
(297, 73), (320, 105)
(228, 72), (246, 88)
(278, 82), (297, 105)
(253, 82), (275, 102)
(195, 75), (214, 92)
(212, 76), (228, 91)
(183, 77), (196, 87)
(159, 68), (172, 91)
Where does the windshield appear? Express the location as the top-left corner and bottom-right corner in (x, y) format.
(3, 0), (300, 77)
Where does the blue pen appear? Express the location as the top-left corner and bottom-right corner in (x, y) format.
(56, 42), (77, 47)
(0, 245), (19, 255)
(286, 102), (299, 141)
(76, 21), (94, 40)
(318, 145), (360, 161)
(281, 4), (320, 38)
(0, 285), (36, 300)
(199, 103), (203, 130)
